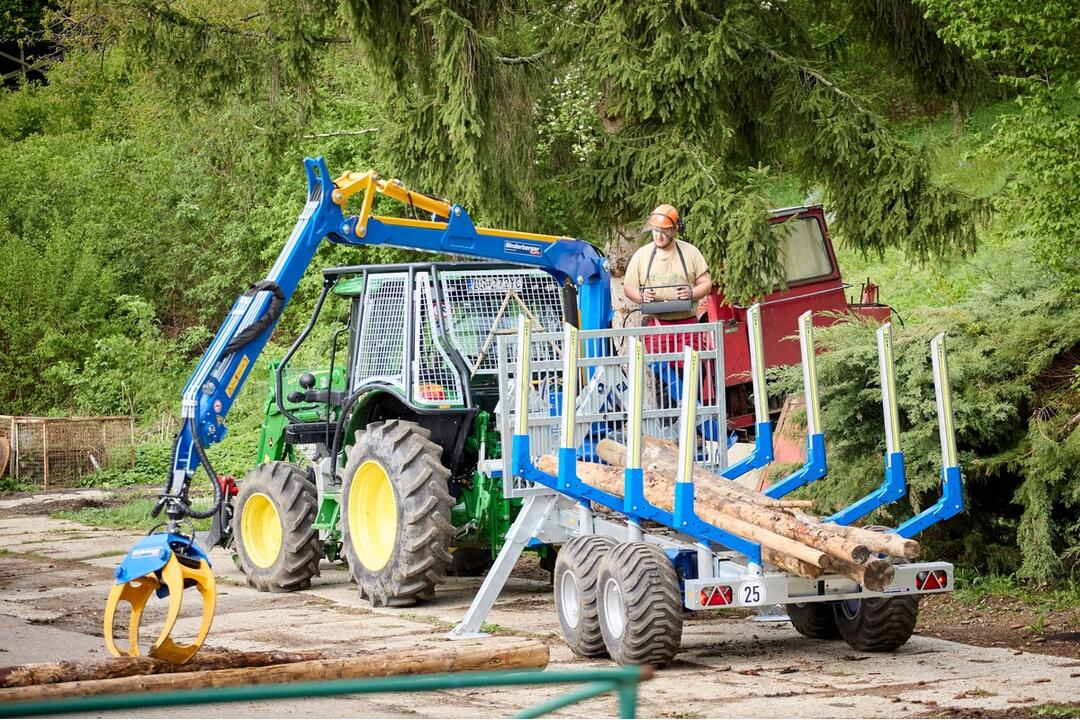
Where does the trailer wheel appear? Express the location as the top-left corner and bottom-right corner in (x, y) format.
(554, 535), (616, 658)
(232, 461), (321, 592)
(340, 420), (454, 607)
(785, 602), (841, 639)
(833, 596), (919, 651)
(596, 542), (683, 666)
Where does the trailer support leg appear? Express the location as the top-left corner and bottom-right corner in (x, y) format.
(450, 494), (559, 638)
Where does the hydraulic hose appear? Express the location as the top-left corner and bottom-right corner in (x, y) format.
(151, 418), (223, 522)
(183, 416), (223, 520)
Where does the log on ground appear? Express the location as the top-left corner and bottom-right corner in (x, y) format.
(0, 650), (326, 689)
(0, 641), (549, 703)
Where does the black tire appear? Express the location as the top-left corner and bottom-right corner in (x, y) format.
(596, 542), (683, 666)
(448, 547), (494, 577)
(786, 602), (841, 639)
(833, 596), (919, 651)
(554, 535), (616, 658)
(340, 420), (453, 607)
(232, 461), (321, 592)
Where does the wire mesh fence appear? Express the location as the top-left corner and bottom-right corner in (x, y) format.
(0, 415), (135, 488)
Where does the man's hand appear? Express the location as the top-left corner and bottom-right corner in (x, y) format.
(676, 285), (691, 300)
(642, 288), (656, 303)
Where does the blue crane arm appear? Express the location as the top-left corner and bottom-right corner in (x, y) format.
(168, 157), (611, 488)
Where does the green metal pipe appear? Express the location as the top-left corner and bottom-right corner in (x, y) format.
(0, 666), (650, 719)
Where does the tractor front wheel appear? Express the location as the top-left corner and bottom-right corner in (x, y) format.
(232, 461), (321, 592)
(340, 420), (454, 607)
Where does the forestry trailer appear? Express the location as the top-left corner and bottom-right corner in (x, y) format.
(103, 158), (963, 666)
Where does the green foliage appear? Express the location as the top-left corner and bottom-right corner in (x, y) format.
(0, 0), (51, 40)
(65, 0), (986, 302)
(776, 259), (1080, 579)
(74, 439), (172, 487)
(951, 571), (1080, 613)
(917, 0), (1080, 293)
(0, 46), (395, 424)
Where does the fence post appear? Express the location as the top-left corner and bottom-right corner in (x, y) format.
(41, 422), (49, 490)
(129, 417), (136, 466)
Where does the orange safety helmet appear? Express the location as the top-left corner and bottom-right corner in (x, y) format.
(644, 203), (682, 232)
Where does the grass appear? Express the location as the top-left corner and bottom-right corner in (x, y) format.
(1031, 704), (1080, 719)
(479, 622), (513, 635)
(52, 496), (211, 531)
(950, 571), (1080, 613)
(0, 477), (38, 492)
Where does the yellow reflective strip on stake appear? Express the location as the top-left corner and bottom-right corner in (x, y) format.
(561, 323), (578, 449)
(932, 333), (957, 468)
(626, 338), (644, 470)
(747, 305), (768, 423)
(515, 315), (530, 436)
(799, 311), (822, 435)
(677, 347), (699, 484)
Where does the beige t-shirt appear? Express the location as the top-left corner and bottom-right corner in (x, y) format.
(625, 240), (709, 320)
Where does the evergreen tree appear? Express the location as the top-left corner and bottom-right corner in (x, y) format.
(66, 0), (983, 301)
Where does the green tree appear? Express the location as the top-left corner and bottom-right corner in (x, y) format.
(917, 0), (1080, 292)
(66, 0), (985, 301)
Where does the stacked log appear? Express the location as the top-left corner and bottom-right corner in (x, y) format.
(536, 435), (919, 592)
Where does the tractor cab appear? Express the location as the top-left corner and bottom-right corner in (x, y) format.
(259, 262), (569, 476)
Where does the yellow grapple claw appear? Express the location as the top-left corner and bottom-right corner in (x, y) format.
(104, 535), (216, 664)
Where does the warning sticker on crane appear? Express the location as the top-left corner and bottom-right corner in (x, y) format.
(225, 355), (250, 397)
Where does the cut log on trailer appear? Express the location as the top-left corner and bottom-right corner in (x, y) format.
(0, 650), (326, 689)
(535, 454), (896, 592)
(604, 436), (918, 560)
(0, 641), (549, 703)
(598, 437), (815, 509)
(793, 511), (919, 560)
(597, 439), (872, 564)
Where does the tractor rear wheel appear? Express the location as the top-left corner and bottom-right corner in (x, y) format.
(232, 461), (321, 592)
(554, 534), (616, 658)
(596, 542), (683, 666)
(340, 420), (454, 607)
(833, 596), (919, 651)
(786, 601), (841, 639)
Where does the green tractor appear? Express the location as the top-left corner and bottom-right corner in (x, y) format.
(230, 262), (567, 606)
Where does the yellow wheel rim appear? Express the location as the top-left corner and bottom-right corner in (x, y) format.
(348, 460), (397, 571)
(241, 492), (282, 569)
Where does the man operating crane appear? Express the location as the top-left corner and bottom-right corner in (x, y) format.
(622, 204), (713, 355)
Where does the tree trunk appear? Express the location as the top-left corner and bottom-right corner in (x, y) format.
(537, 456), (830, 567)
(794, 511), (919, 559)
(821, 555), (895, 591)
(0, 651), (325, 689)
(537, 454), (897, 591)
(0, 642), (549, 703)
(596, 438), (814, 509)
(597, 438), (869, 562)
